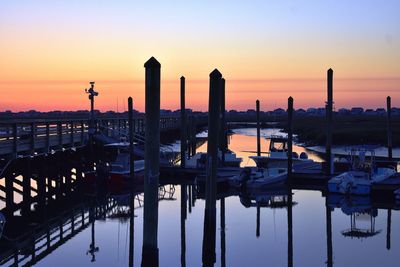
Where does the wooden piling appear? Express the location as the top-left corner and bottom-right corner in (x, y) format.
(287, 97), (293, 178)
(220, 78), (227, 164)
(180, 76), (187, 168)
(142, 57), (161, 267)
(202, 68), (221, 266)
(128, 97), (135, 182)
(387, 96), (393, 160)
(256, 100), (261, 157)
(12, 123), (17, 158)
(5, 173), (14, 210)
(326, 68), (333, 175)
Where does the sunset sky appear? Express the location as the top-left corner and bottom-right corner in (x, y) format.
(0, 1), (399, 112)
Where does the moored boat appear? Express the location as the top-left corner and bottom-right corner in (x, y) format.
(186, 150), (242, 168)
(328, 148), (396, 195)
(249, 136), (312, 168)
(228, 167), (287, 190)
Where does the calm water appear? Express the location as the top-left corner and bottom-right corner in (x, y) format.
(1, 129), (400, 267)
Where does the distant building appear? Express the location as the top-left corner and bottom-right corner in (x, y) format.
(376, 108), (386, 115)
(350, 107), (364, 115)
(338, 108), (350, 115)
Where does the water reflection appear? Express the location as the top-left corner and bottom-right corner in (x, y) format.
(1, 132), (400, 266)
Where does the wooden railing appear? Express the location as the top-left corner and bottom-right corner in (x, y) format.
(0, 115), (207, 158)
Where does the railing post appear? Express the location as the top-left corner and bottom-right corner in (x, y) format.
(46, 122), (50, 152)
(142, 57), (161, 266)
(12, 123), (17, 158)
(70, 121), (74, 146)
(58, 122), (63, 150)
(30, 122), (35, 155)
(80, 120), (85, 144)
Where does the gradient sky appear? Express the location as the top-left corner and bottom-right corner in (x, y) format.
(0, 1), (399, 112)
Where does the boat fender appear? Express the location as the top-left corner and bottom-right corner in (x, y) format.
(299, 152), (308, 159)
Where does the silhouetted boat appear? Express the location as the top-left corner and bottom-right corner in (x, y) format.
(186, 150), (242, 168)
(84, 142), (145, 191)
(250, 136), (312, 168)
(228, 167), (287, 190)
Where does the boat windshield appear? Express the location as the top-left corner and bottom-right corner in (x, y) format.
(269, 139), (288, 152)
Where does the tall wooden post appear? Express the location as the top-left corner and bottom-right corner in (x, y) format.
(256, 100), (261, 157)
(180, 76), (187, 168)
(128, 97), (135, 183)
(287, 97), (293, 178)
(142, 57), (161, 267)
(12, 123), (17, 158)
(5, 174), (14, 211)
(202, 69), (221, 266)
(220, 78), (227, 164)
(326, 68), (334, 175)
(387, 96), (393, 160)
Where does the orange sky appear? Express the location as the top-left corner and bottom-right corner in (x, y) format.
(0, 1), (399, 112)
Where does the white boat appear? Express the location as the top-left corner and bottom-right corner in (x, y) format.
(394, 188), (400, 201)
(229, 167), (287, 190)
(328, 148), (396, 195)
(0, 212), (5, 239)
(185, 150), (242, 168)
(249, 136), (312, 168)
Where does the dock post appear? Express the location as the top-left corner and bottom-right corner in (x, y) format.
(220, 78), (226, 164)
(191, 116), (197, 156)
(256, 100), (261, 157)
(202, 69), (222, 266)
(142, 57), (161, 267)
(287, 97), (293, 178)
(5, 174), (14, 211)
(128, 97), (135, 183)
(326, 68), (334, 175)
(180, 76), (187, 168)
(30, 122), (35, 154)
(22, 159), (32, 215)
(45, 122), (50, 152)
(12, 123), (17, 158)
(387, 96), (393, 160)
